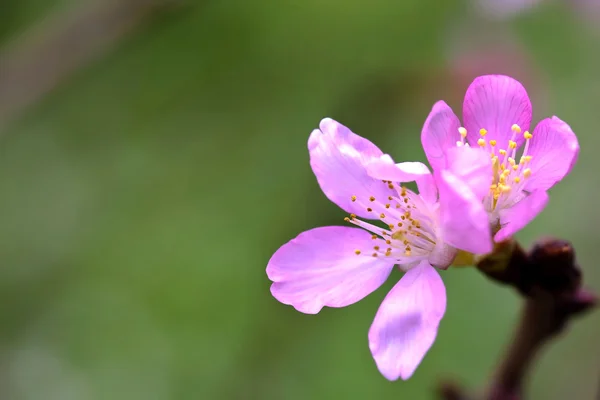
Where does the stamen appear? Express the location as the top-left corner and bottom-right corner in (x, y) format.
(351, 195), (357, 202)
(354, 250), (361, 255)
(477, 138), (486, 147)
(479, 128), (487, 136)
(458, 127), (467, 145)
(511, 124), (521, 134)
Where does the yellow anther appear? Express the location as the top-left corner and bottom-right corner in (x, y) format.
(374, 246), (380, 250)
(511, 124), (521, 133)
(385, 239), (391, 245)
(477, 138), (486, 147)
(508, 140), (517, 149)
(490, 184), (497, 190)
(371, 234), (377, 239)
(514, 177), (521, 183)
(500, 163), (506, 171)
(524, 131), (532, 140)
(379, 213), (386, 219)
(355, 250), (361, 255)
(344, 217), (350, 222)
(397, 222), (403, 227)
(372, 253), (378, 257)
(522, 155), (532, 162)
(508, 157), (516, 165)
(479, 128), (487, 136)
(351, 195), (357, 202)
(385, 204), (390, 209)
(388, 183), (394, 189)
(499, 149), (507, 156)
(366, 207), (372, 212)
(388, 224), (394, 229)
(458, 127), (467, 137)
(388, 196), (393, 201)
(523, 168), (532, 178)
(369, 196), (376, 202)
(350, 214), (356, 219)
(502, 185), (512, 193)
(512, 165), (519, 171)
(489, 140), (497, 146)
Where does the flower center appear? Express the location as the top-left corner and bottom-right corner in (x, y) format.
(345, 181), (437, 262)
(456, 124), (533, 212)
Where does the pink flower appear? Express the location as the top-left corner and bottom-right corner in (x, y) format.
(422, 75), (579, 243)
(266, 118), (492, 380)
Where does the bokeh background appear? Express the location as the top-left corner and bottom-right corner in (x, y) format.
(0, 0), (599, 399)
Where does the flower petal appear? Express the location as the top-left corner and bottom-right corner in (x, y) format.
(463, 75), (532, 148)
(494, 191), (549, 242)
(309, 118), (395, 218)
(366, 155), (431, 182)
(368, 261), (446, 381)
(436, 169), (492, 254)
(444, 146), (493, 200)
(366, 156), (438, 205)
(267, 226), (395, 314)
(421, 101), (461, 171)
(416, 172), (438, 206)
(524, 116), (579, 192)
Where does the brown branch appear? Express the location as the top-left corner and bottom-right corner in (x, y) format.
(438, 239), (597, 400)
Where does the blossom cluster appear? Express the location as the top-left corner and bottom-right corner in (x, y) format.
(266, 75), (579, 380)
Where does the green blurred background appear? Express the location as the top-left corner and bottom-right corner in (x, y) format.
(0, 0), (599, 399)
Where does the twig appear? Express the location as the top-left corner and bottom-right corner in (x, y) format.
(438, 239), (597, 400)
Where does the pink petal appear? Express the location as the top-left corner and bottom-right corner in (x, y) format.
(309, 118), (395, 219)
(463, 75), (532, 148)
(436, 170), (492, 254)
(366, 155), (431, 182)
(267, 226), (395, 314)
(524, 116), (579, 192)
(421, 101), (461, 171)
(494, 191), (549, 242)
(368, 261), (446, 381)
(366, 156), (438, 205)
(416, 172), (438, 206)
(444, 147), (493, 200)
